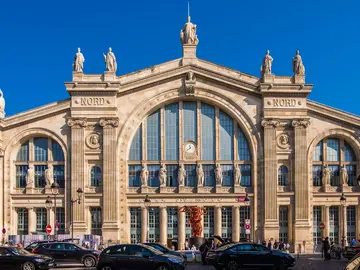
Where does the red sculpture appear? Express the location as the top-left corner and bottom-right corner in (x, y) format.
(179, 206), (207, 238)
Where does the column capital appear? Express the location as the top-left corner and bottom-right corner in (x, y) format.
(261, 118), (281, 128)
(66, 117), (87, 128)
(159, 206), (167, 210)
(99, 117), (119, 128)
(292, 119), (310, 129)
(233, 205), (240, 210)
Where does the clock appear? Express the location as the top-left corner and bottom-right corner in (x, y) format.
(184, 141), (196, 154)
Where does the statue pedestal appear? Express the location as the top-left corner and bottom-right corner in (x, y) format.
(140, 185), (148, 193)
(178, 186), (195, 193)
(44, 187), (53, 194)
(215, 185), (231, 193)
(189, 237), (205, 249)
(160, 186), (176, 193)
(197, 186), (208, 193)
(341, 184), (350, 192)
(323, 184), (332, 192)
(262, 74), (275, 83)
(234, 185), (246, 193)
(182, 45), (198, 65)
(293, 75), (305, 84)
(103, 71), (116, 81)
(72, 71), (84, 81)
(25, 187), (34, 194)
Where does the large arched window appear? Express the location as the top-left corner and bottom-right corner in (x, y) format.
(15, 137), (65, 188)
(312, 138), (357, 186)
(128, 101), (252, 189)
(90, 166), (102, 187)
(278, 166), (289, 186)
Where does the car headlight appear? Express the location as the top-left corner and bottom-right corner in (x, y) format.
(168, 257), (181, 264)
(34, 258), (45, 263)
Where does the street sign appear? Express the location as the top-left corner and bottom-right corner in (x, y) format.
(245, 229), (251, 235)
(245, 224), (251, 230)
(1, 228), (6, 234)
(318, 222), (325, 230)
(245, 219), (250, 225)
(46, 225), (52, 234)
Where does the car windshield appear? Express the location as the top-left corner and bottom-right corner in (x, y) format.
(10, 248), (32, 256)
(148, 243), (169, 253)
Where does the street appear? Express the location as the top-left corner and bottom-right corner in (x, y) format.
(54, 254), (349, 270)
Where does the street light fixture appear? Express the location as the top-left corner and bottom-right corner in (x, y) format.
(45, 196), (53, 210)
(244, 193), (250, 206)
(144, 195), (151, 208)
(45, 178), (61, 240)
(244, 193), (251, 242)
(340, 193), (347, 206)
(70, 187), (84, 242)
(143, 195), (151, 242)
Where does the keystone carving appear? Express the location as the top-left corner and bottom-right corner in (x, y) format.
(66, 118), (88, 128)
(292, 119), (310, 128)
(261, 119), (280, 128)
(184, 71), (196, 96)
(99, 118), (119, 128)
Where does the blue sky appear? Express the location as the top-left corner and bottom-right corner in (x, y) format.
(0, 0), (359, 116)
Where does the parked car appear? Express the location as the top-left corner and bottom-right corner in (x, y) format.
(205, 242), (295, 270)
(97, 243), (186, 270)
(343, 245), (360, 260)
(29, 242), (98, 267)
(344, 252), (360, 270)
(25, 241), (56, 252)
(143, 242), (187, 260)
(0, 246), (54, 270)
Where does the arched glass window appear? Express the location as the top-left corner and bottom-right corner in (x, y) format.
(127, 102), (252, 189)
(312, 138), (357, 186)
(278, 166), (289, 186)
(15, 137), (65, 188)
(90, 166), (102, 187)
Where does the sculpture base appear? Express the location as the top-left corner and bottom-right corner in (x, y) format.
(341, 184), (350, 192)
(189, 237), (205, 249)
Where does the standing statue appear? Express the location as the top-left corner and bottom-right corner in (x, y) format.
(141, 164), (149, 186)
(178, 206), (206, 238)
(26, 165), (35, 188)
(322, 165), (331, 186)
(215, 164), (223, 185)
(340, 165), (348, 185)
(178, 164), (186, 186)
(180, 16), (199, 45)
(196, 164), (204, 186)
(159, 165), (167, 187)
(0, 89), (5, 119)
(292, 50), (305, 76)
(103, 47), (117, 72)
(72, 48), (85, 72)
(234, 164), (242, 186)
(260, 50), (273, 76)
(45, 164), (54, 188)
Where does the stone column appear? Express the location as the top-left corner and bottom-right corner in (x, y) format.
(356, 206), (360, 242)
(141, 207), (148, 243)
(261, 119), (279, 240)
(47, 208), (55, 234)
(292, 119), (311, 251)
(66, 118), (87, 234)
(341, 206), (347, 247)
(28, 207), (36, 234)
(160, 206), (167, 246)
(214, 206), (222, 236)
(100, 118), (120, 241)
(288, 205), (293, 245)
(232, 206), (240, 242)
(178, 210), (185, 250)
(323, 206), (330, 238)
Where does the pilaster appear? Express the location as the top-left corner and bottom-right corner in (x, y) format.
(100, 117), (120, 241)
(141, 207), (148, 242)
(232, 206), (240, 242)
(27, 207), (36, 234)
(66, 118), (87, 233)
(178, 209), (185, 250)
(288, 205), (293, 245)
(214, 206), (222, 236)
(341, 206), (347, 247)
(324, 206), (330, 238)
(160, 206), (167, 246)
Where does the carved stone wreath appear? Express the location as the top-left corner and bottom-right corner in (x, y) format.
(277, 133), (290, 149)
(86, 133), (101, 149)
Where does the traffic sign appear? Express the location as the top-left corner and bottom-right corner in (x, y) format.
(2, 228), (6, 234)
(245, 224), (251, 230)
(46, 225), (52, 234)
(245, 229), (251, 235)
(318, 222), (325, 230)
(245, 219), (250, 225)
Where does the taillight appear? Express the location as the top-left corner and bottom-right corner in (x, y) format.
(32, 249), (38, 253)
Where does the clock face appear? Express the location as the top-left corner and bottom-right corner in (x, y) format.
(184, 142), (196, 154)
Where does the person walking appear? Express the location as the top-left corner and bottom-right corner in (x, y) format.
(351, 238), (356, 247)
(267, 240), (272, 249)
(323, 237), (330, 260)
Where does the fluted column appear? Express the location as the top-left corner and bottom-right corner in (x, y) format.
(261, 119), (279, 240)
(28, 207), (36, 234)
(292, 119), (311, 250)
(214, 206), (222, 236)
(100, 118), (120, 240)
(178, 209), (185, 250)
(232, 206), (240, 242)
(141, 207), (148, 242)
(67, 118), (87, 233)
(160, 206), (167, 245)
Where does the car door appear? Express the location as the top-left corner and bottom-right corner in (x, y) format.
(107, 245), (132, 270)
(48, 243), (66, 261)
(127, 245), (156, 270)
(230, 244), (253, 267)
(252, 244), (273, 267)
(0, 247), (11, 270)
(64, 243), (81, 263)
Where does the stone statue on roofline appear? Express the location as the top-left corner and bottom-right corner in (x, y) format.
(260, 50), (273, 76)
(103, 47), (117, 72)
(72, 48), (85, 72)
(292, 50), (305, 76)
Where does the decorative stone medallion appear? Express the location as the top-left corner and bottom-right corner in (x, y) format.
(277, 133), (290, 149)
(86, 132), (101, 149)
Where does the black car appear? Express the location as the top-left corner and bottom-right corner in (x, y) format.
(0, 247), (54, 270)
(25, 241), (56, 252)
(30, 242), (98, 267)
(345, 252), (360, 270)
(143, 243), (187, 260)
(97, 243), (186, 270)
(343, 245), (360, 260)
(206, 242), (295, 270)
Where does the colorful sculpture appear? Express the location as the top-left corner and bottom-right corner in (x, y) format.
(179, 206), (207, 237)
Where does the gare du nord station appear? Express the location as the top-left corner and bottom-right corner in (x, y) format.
(0, 14), (359, 253)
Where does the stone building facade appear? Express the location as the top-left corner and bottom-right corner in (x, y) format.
(1, 17), (360, 253)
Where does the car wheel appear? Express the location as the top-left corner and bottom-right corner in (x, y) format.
(226, 260), (238, 270)
(278, 259), (288, 270)
(83, 256), (96, 267)
(22, 261), (36, 270)
(156, 265), (168, 270)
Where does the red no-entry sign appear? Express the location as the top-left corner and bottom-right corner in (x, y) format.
(46, 225), (52, 234)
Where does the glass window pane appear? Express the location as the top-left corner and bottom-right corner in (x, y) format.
(183, 102), (197, 143)
(148, 208), (160, 242)
(16, 142), (29, 162)
(344, 142), (355, 162)
(203, 207), (214, 239)
(166, 165), (178, 187)
(52, 141), (64, 161)
(16, 165), (28, 188)
(165, 104), (179, 160)
(56, 208), (65, 234)
(17, 208), (28, 235)
(312, 165), (322, 186)
(313, 141), (323, 161)
(184, 165), (196, 187)
(240, 165), (251, 187)
(203, 165), (215, 187)
(128, 165), (141, 187)
(221, 165), (233, 186)
(130, 208), (141, 243)
(34, 138), (48, 162)
(54, 165), (65, 188)
(129, 126), (142, 161)
(147, 110), (160, 161)
(167, 207), (178, 239)
(278, 166), (289, 186)
(328, 165), (340, 186)
(201, 104), (215, 160)
(326, 139), (339, 162)
(240, 207), (250, 239)
(36, 208), (47, 232)
(329, 206), (339, 244)
(91, 207), (102, 235)
(219, 111), (233, 160)
(238, 128), (250, 161)
(35, 165), (47, 188)
(148, 165), (160, 187)
(90, 166), (102, 187)
(221, 207), (232, 239)
(346, 165), (356, 186)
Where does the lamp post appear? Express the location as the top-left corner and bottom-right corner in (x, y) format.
(340, 193), (347, 248)
(45, 178), (60, 240)
(70, 188), (83, 242)
(144, 195), (151, 242)
(244, 193), (251, 242)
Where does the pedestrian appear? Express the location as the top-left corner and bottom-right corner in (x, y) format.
(185, 239), (189, 250)
(262, 240), (266, 247)
(17, 242), (23, 248)
(351, 238), (356, 247)
(273, 240), (278, 250)
(267, 239), (272, 249)
(323, 237), (330, 260)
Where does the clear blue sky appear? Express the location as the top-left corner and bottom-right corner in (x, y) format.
(0, 0), (359, 116)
